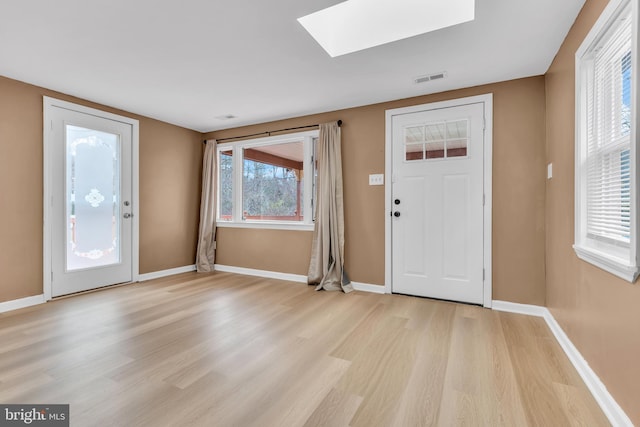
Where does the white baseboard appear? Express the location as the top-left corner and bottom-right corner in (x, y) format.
(492, 300), (633, 427)
(138, 265), (196, 282)
(351, 281), (386, 294)
(543, 309), (633, 427)
(214, 264), (307, 283)
(213, 264), (385, 294)
(0, 294), (45, 314)
(491, 300), (548, 317)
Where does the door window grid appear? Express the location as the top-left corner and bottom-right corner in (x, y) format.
(404, 119), (468, 161)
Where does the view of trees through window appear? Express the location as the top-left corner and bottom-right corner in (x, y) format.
(219, 150), (233, 220)
(242, 157), (302, 220)
(218, 144), (304, 221)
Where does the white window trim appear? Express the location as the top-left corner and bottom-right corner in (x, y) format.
(574, 0), (639, 282)
(216, 130), (318, 232)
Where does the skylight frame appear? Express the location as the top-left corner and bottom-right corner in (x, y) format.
(298, 0), (476, 57)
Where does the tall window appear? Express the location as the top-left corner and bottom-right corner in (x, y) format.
(575, 0), (637, 281)
(216, 130), (317, 230)
(219, 148), (233, 220)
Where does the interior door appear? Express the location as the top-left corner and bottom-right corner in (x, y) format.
(48, 106), (133, 297)
(391, 102), (485, 304)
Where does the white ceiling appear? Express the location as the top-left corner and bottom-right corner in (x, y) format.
(0, 0), (585, 133)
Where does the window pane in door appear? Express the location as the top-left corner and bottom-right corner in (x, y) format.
(446, 120), (468, 157)
(425, 122), (446, 141)
(447, 139), (468, 157)
(406, 143), (424, 161)
(405, 126), (424, 143)
(405, 126), (427, 161)
(424, 122), (445, 159)
(446, 120), (468, 139)
(66, 125), (120, 271)
(425, 141), (445, 159)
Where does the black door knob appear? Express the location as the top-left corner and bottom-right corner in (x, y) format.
(393, 211), (401, 217)
(394, 199), (400, 205)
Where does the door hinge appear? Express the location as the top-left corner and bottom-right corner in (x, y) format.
(483, 269), (485, 281)
(483, 194), (485, 206)
(483, 117), (486, 131)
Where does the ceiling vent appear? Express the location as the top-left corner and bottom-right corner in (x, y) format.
(215, 114), (237, 120)
(414, 72), (447, 84)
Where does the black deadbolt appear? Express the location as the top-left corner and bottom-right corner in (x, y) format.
(394, 199), (400, 205)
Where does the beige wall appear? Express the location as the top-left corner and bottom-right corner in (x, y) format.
(207, 77), (547, 304)
(0, 75), (202, 303)
(2, 2), (637, 419)
(545, 0), (640, 423)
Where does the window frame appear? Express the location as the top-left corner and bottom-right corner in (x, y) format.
(216, 130), (317, 231)
(574, 0), (639, 281)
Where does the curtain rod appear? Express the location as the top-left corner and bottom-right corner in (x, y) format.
(204, 120), (342, 144)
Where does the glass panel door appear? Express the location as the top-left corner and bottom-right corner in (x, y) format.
(66, 125), (121, 270)
(46, 100), (135, 298)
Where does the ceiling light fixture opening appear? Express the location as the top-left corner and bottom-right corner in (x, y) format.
(215, 114), (237, 120)
(298, 0), (475, 57)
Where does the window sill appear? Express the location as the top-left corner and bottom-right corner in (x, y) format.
(216, 221), (314, 232)
(573, 244), (639, 282)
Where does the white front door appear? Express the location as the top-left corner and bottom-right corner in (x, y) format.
(45, 99), (137, 297)
(391, 101), (485, 304)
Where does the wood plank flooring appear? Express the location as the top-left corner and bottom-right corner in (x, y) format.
(0, 272), (609, 426)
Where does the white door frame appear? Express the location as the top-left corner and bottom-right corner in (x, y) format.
(43, 96), (140, 301)
(384, 94), (493, 307)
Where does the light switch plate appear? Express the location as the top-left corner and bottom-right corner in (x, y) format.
(547, 163), (553, 179)
(369, 174), (384, 185)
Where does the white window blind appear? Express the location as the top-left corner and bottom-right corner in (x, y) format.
(574, 0), (638, 281)
(585, 8), (632, 246)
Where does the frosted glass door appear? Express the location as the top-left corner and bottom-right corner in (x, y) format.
(48, 103), (134, 297)
(66, 125), (121, 270)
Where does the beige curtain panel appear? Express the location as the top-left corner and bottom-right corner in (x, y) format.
(308, 121), (353, 293)
(196, 139), (217, 272)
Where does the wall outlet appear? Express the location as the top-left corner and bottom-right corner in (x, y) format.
(369, 174), (384, 186)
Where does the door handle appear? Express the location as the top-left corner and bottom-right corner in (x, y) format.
(123, 213), (133, 219)
(393, 211), (401, 217)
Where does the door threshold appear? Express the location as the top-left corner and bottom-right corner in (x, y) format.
(391, 292), (484, 307)
(52, 281), (136, 300)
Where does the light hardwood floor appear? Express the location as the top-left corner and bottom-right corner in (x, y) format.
(0, 272), (609, 426)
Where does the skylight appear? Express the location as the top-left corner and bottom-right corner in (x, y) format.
(298, 0), (475, 57)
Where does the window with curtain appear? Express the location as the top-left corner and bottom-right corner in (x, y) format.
(216, 130), (318, 230)
(574, 0), (637, 281)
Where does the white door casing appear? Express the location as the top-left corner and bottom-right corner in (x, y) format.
(384, 95), (493, 307)
(43, 97), (140, 299)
